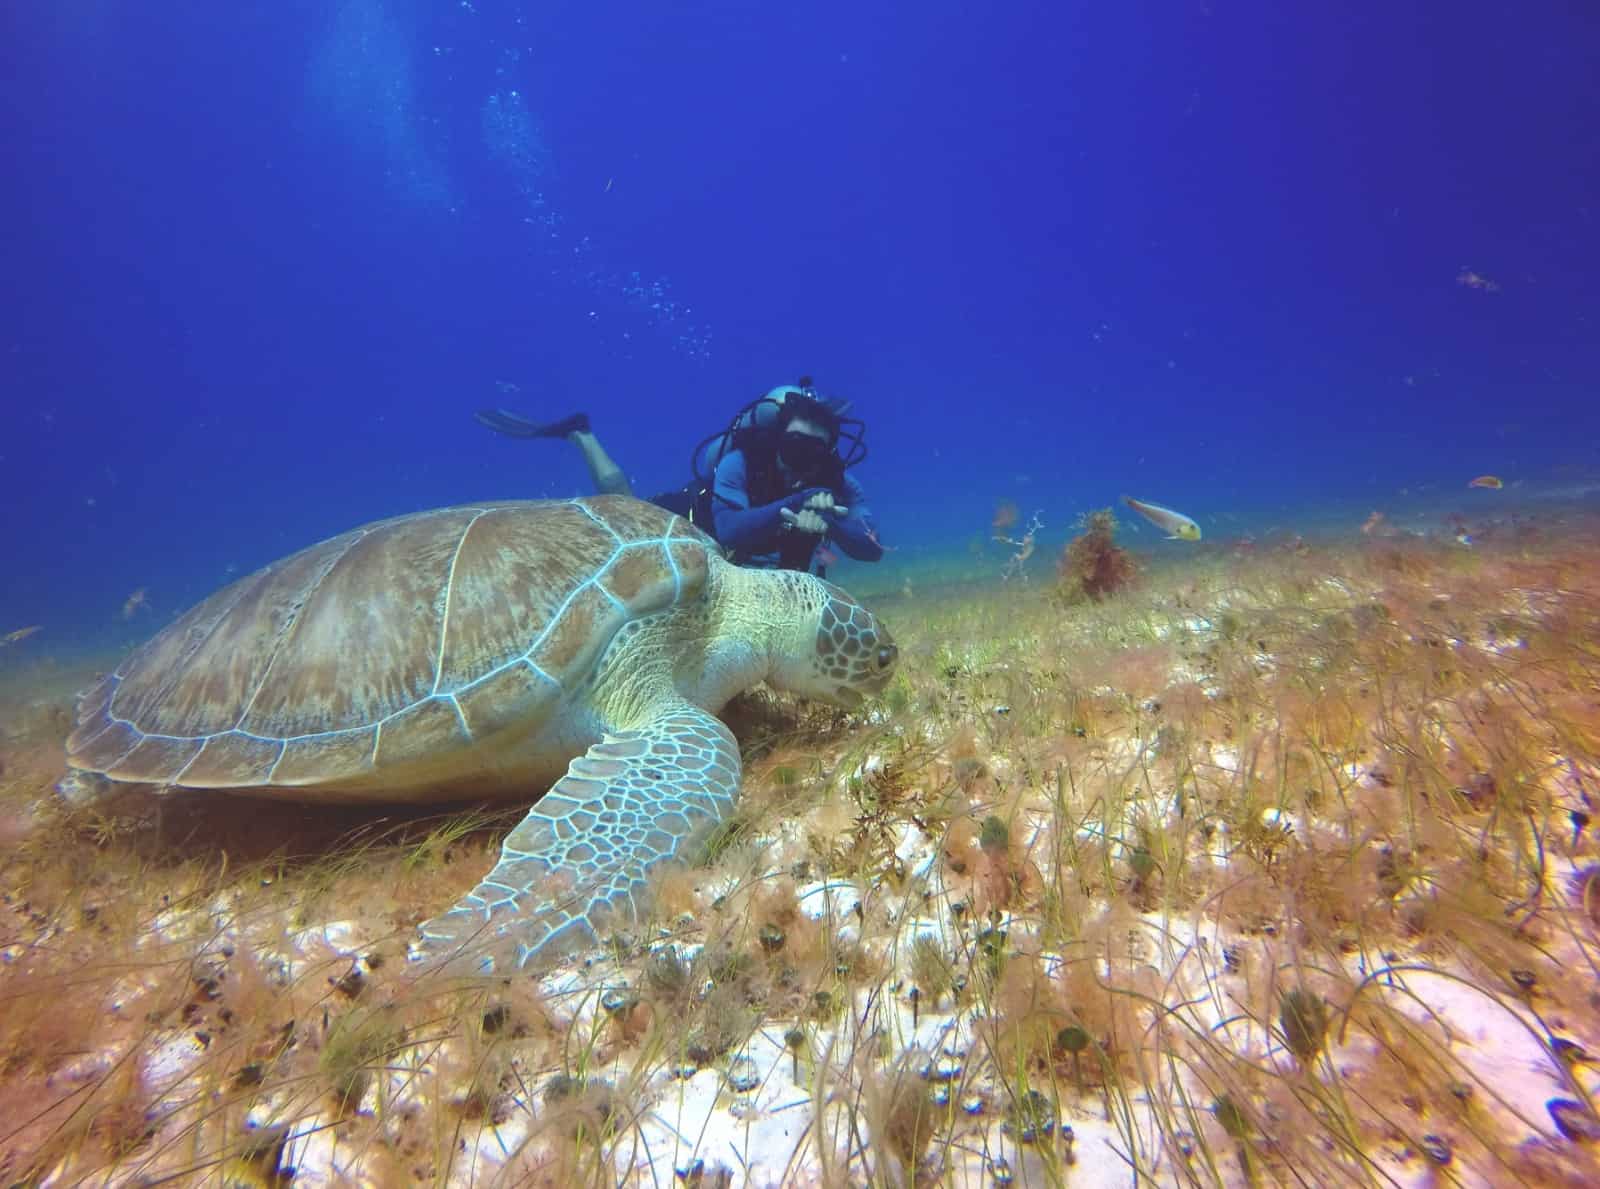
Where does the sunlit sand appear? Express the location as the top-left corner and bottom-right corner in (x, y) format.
(4, 509), (1598, 1185)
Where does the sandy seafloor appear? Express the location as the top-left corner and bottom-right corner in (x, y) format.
(3, 490), (1600, 1187)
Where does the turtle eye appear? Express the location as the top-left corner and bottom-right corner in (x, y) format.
(877, 644), (898, 670)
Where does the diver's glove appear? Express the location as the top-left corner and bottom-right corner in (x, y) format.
(780, 507), (829, 536)
(784, 487), (849, 515)
(779, 488), (849, 536)
(800, 491), (843, 515)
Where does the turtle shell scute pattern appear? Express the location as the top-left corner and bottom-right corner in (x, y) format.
(66, 497), (718, 790)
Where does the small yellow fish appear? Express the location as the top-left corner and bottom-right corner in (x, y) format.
(121, 587), (150, 620)
(1, 624), (41, 647)
(1123, 496), (1201, 541)
(1468, 474), (1503, 489)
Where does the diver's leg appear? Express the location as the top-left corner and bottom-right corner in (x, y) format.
(572, 429), (632, 497)
(476, 408), (632, 496)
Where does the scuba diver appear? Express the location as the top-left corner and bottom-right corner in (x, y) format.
(475, 378), (884, 576)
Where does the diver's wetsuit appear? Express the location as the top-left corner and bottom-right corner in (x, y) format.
(477, 404), (884, 575)
(702, 448), (883, 575)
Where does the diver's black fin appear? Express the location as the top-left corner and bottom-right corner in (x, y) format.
(531, 411), (591, 438)
(475, 409), (591, 439)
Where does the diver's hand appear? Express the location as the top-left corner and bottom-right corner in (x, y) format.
(780, 508), (829, 536)
(788, 488), (849, 516)
(802, 491), (835, 515)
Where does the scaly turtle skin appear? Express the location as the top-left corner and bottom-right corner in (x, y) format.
(62, 496), (897, 969)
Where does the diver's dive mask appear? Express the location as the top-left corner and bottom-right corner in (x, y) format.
(778, 427), (834, 472)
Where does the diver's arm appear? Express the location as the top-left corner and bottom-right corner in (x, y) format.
(824, 475), (884, 561)
(711, 453), (817, 553)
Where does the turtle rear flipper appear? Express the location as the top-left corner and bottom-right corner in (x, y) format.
(413, 703), (739, 973)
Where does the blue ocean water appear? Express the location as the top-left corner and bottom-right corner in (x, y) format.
(3, 2), (1597, 656)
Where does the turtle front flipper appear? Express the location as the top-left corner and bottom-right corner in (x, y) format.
(415, 704), (740, 972)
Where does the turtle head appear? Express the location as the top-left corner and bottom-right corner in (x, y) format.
(767, 574), (898, 708)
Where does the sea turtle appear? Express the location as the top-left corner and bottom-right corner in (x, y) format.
(61, 496), (897, 969)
